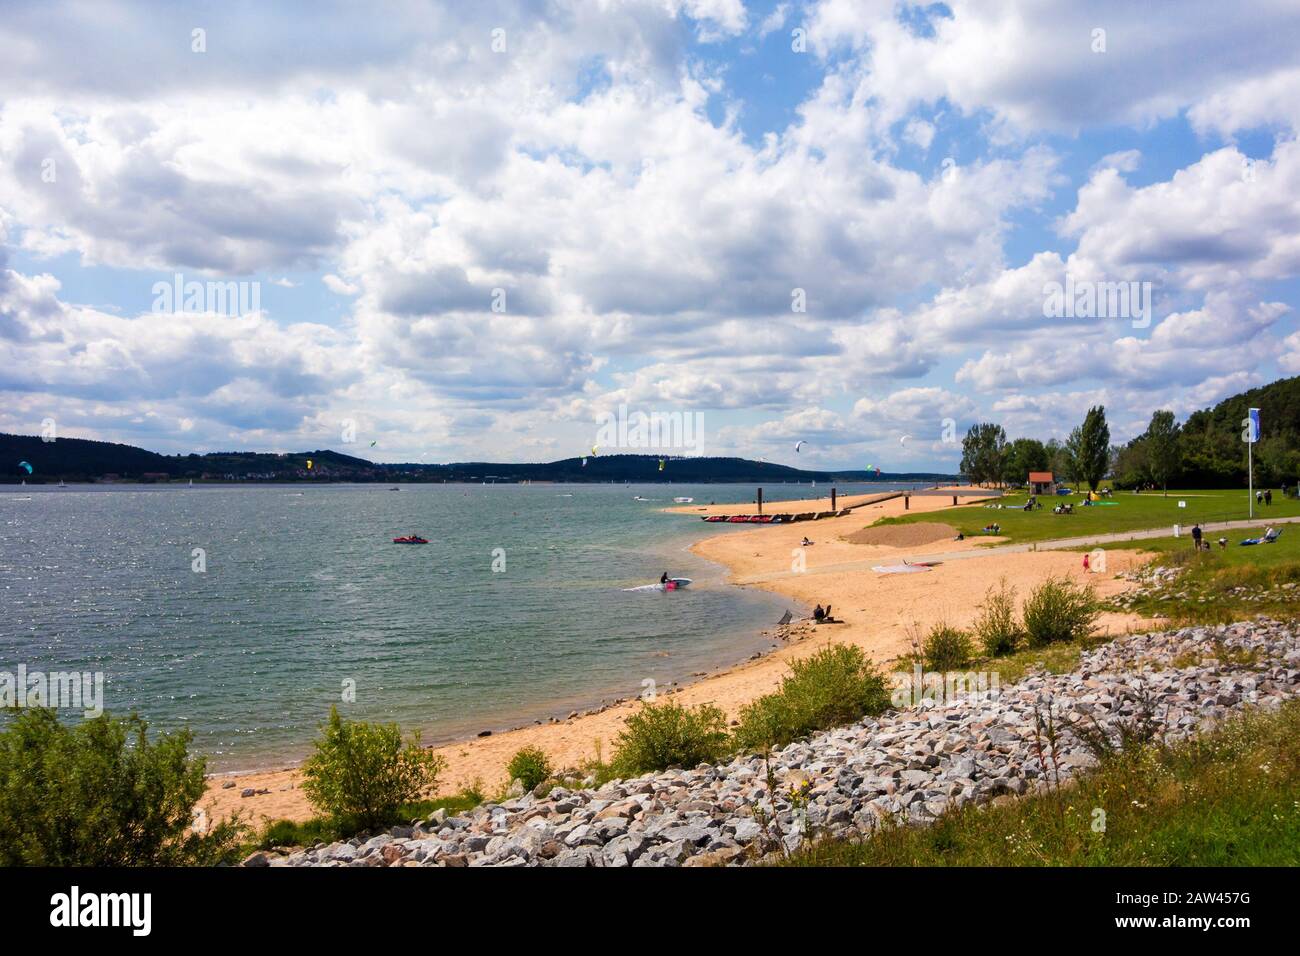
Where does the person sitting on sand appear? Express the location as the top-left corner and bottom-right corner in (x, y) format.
(954, 531), (965, 541)
(812, 603), (841, 624)
(801, 537), (813, 546)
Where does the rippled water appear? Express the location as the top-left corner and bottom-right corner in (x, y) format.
(0, 481), (911, 769)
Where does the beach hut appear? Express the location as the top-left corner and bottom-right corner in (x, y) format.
(1028, 471), (1056, 496)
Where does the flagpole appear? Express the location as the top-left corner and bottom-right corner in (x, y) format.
(1249, 439), (1254, 520)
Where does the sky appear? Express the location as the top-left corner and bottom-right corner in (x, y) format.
(2, 0), (1299, 471)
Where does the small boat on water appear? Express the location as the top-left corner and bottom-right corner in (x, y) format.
(673, 496), (694, 503)
(622, 577), (692, 592)
(393, 535), (429, 545)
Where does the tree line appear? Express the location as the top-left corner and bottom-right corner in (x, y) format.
(960, 375), (1300, 492)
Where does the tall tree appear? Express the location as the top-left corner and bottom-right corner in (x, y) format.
(1143, 409), (1180, 495)
(1065, 406), (1111, 491)
(1001, 437), (1050, 485)
(961, 423), (1008, 486)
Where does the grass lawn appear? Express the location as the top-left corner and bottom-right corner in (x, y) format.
(1085, 522), (1300, 565)
(873, 487), (1300, 544)
(775, 701), (1300, 866)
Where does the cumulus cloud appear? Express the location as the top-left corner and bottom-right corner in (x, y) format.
(1, 0), (1298, 465)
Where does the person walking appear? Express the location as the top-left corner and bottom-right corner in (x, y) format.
(1192, 523), (1203, 551)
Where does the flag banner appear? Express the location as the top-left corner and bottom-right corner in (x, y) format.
(1245, 407), (1261, 443)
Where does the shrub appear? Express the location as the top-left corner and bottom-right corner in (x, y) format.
(0, 709), (245, 866)
(973, 579), (1023, 657)
(1022, 577), (1100, 647)
(301, 707), (446, 832)
(921, 624), (974, 671)
(506, 746), (552, 792)
(610, 700), (730, 777)
(734, 643), (891, 751)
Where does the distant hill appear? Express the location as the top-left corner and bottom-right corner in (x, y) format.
(0, 434), (957, 484)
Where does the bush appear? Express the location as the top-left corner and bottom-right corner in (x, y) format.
(301, 707), (446, 832)
(973, 579), (1023, 657)
(921, 624), (975, 671)
(0, 709), (245, 866)
(1022, 577), (1100, 647)
(506, 746), (552, 792)
(734, 643), (891, 751)
(610, 700), (730, 777)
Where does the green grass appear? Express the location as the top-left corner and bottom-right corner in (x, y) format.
(1086, 522), (1300, 569)
(1091, 531), (1300, 626)
(872, 488), (1300, 545)
(974, 631), (1113, 686)
(776, 700), (1300, 866)
(251, 790), (483, 851)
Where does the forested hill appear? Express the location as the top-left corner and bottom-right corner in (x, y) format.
(0, 434), (956, 484)
(1176, 376), (1300, 486)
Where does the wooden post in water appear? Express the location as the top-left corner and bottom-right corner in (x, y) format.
(831, 487), (837, 512)
(757, 487), (763, 515)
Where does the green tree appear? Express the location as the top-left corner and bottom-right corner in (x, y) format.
(301, 707), (446, 832)
(1111, 437), (1149, 489)
(1143, 409), (1181, 495)
(1065, 406), (1111, 491)
(1001, 437), (1050, 485)
(0, 709), (245, 866)
(960, 423), (1008, 486)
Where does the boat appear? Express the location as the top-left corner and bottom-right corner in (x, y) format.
(673, 496), (694, 503)
(702, 515), (730, 522)
(622, 577), (693, 592)
(392, 535), (429, 544)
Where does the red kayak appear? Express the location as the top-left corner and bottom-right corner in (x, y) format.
(393, 536), (428, 544)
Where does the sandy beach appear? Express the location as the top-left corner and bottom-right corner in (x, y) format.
(201, 488), (1154, 826)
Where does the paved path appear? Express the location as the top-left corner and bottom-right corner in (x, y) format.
(735, 515), (1300, 585)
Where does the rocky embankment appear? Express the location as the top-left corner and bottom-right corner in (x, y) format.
(252, 620), (1299, 868)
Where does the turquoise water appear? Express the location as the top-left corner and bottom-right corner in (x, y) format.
(0, 481), (916, 769)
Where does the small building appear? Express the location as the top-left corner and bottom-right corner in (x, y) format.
(1028, 471), (1056, 495)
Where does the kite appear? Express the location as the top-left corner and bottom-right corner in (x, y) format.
(658, 459), (665, 471)
(794, 441), (806, 454)
(307, 459), (313, 470)
(18, 461), (33, 474)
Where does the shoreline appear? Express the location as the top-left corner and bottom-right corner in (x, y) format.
(200, 487), (1155, 826)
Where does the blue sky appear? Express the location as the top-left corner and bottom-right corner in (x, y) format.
(2, 0), (1299, 469)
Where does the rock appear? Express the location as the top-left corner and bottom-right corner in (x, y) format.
(279, 620), (1300, 869)
(241, 852), (270, 867)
